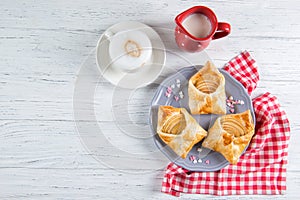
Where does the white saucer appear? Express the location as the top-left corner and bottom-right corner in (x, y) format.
(96, 21), (166, 89)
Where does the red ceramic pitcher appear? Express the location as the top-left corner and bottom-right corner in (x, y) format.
(175, 6), (231, 52)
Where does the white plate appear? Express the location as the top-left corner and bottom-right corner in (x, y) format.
(96, 21), (166, 89)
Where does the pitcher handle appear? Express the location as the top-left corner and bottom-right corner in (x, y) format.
(213, 22), (231, 40)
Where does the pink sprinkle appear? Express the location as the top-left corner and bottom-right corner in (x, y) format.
(174, 95), (179, 101)
(205, 160), (210, 165)
(230, 104), (235, 108)
(189, 155), (196, 161)
(230, 109), (235, 113)
(165, 91), (171, 98)
(167, 86), (172, 93)
(226, 99), (231, 103)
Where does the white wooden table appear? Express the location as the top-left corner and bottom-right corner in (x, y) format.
(1, 0), (300, 199)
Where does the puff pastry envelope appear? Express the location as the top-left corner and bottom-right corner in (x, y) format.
(157, 105), (207, 159)
(202, 110), (255, 164)
(188, 61), (226, 114)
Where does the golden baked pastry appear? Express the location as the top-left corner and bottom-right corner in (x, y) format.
(157, 105), (207, 159)
(188, 61), (226, 114)
(202, 110), (255, 164)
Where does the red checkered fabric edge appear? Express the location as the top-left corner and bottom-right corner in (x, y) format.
(161, 51), (290, 197)
(223, 50), (259, 95)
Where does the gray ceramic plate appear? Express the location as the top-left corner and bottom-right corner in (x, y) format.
(149, 66), (255, 171)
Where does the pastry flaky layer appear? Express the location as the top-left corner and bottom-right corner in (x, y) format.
(188, 61), (226, 114)
(202, 110), (255, 164)
(157, 105), (207, 159)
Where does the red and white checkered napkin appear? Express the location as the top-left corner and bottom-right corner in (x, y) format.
(161, 51), (290, 196)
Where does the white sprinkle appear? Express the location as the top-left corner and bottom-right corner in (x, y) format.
(176, 79), (180, 84)
(240, 100), (245, 105)
(193, 160), (198, 164)
(226, 102), (232, 107)
(176, 83), (180, 88)
(181, 43), (184, 46)
(179, 91), (184, 99)
(197, 148), (202, 152)
(198, 159), (202, 163)
(171, 84), (175, 89)
(229, 96), (233, 100)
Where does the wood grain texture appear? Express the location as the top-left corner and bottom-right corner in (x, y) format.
(1, 0), (300, 199)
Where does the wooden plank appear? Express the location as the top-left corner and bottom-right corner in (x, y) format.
(0, 0), (299, 199)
